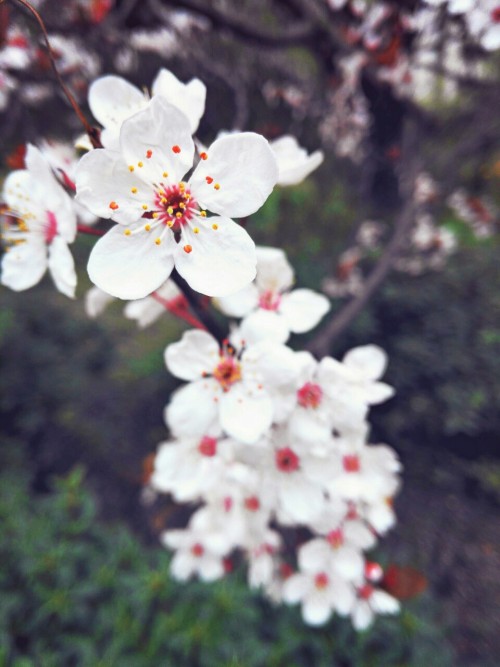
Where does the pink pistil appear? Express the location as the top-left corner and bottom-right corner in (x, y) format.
(297, 382), (323, 409)
(258, 289), (281, 311)
(275, 447), (300, 473)
(44, 211), (58, 244)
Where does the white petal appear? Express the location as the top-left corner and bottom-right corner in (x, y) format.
(47, 237), (77, 298)
(279, 289), (330, 334)
(164, 329), (220, 380)
(214, 282), (259, 318)
(255, 246), (294, 293)
(352, 601), (373, 630)
(270, 136), (324, 186)
(298, 539), (330, 572)
(333, 580), (356, 616)
(170, 553), (195, 581)
(370, 590), (400, 614)
(123, 296), (165, 328)
(282, 574), (309, 604)
(88, 75), (145, 137)
(165, 380), (221, 438)
(302, 594), (332, 626)
(238, 310), (290, 345)
(279, 477), (324, 523)
(174, 216), (256, 297)
(342, 345), (388, 380)
(87, 223), (175, 299)
(85, 286), (114, 317)
(120, 96), (194, 184)
(364, 382), (395, 404)
(219, 383), (273, 444)
(189, 133), (278, 218)
(151, 69), (206, 133)
(199, 555), (225, 582)
(333, 547), (364, 581)
(75, 149), (153, 224)
(1, 238), (47, 291)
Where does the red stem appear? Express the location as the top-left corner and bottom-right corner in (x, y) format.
(152, 292), (207, 330)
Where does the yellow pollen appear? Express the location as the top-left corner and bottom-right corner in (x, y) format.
(145, 224), (151, 231)
(152, 212), (159, 219)
(175, 212), (182, 218)
(167, 206), (174, 215)
(212, 223), (218, 230)
(179, 202), (186, 210)
(160, 198), (167, 205)
(200, 210), (207, 217)
(124, 229), (131, 236)
(193, 227), (199, 234)
(142, 204), (148, 210)
(155, 238), (161, 245)
(131, 187), (137, 194)
(214, 183), (220, 190)
(167, 221), (174, 228)
(179, 182), (186, 191)
(138, 161), (143, 168)
(162, 172), (168, 178)
(128, 165), (134, 172)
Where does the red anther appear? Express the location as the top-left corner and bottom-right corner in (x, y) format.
(200, 152), (208, 160)
(146, 149), (153, 158)
(244, 496), (260, 512)
(109, 201), (119, 210)
(183, 244), (192, 253)
(343, 455), (361, 473)
(205, 176), (213, 184)
(172, 145), (181, 153)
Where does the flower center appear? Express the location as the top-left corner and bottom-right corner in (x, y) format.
(359, 584), (374, 600)
(213, 355), (242, 391)
(314, 572), (329, 590)
(153, 182), (197, 231)
(198, 436), (217, 457)
(244, 496), (260, 511)
(327, 528), (344, 549)
(191, 543), (204, 557)
(258, 290), (281, 311)
(492, 7), (500, 22)
(343, 454), (360, 473)
(275, 447), (300, 473)
(297, 382), (323, 409)
(44, 211), (58, 244)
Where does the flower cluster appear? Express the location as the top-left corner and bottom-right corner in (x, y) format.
(153, 249), (401, 628)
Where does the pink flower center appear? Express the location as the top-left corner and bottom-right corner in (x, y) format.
(327, 528), (344, 549)
(297, 382), (323, 409)
(275, 447), (300, 473)
(258, 290), (281, 311)
(365, 561), (383, 582)
(244, 496), (260, 511)
(314, 572), (329, 590)
(44, 211), (58, 244)
(280, 563), (294, 579)
(153, 182), (197, 231)
(191, 543), (204, 557)
(492, 7), (500, 22)
(343, 454), (361, 473)
(213, 355), (242, 391)
(198, 436), (217, 457)
(223, 496), (233, 512)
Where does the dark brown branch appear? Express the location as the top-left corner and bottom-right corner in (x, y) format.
(307, 120), (421, 358)
(155, 0), (315, 48)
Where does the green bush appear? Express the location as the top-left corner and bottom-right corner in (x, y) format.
(0, 457), (454, 667)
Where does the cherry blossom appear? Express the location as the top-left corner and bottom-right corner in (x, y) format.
(76, 96), (278, 299)
(216, 246), (330, 345)
(164, 329), (299, 444)
(1, 144), (77, 297)
(351, 584), (400, 630)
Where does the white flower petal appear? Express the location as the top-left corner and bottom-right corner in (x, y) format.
(342, 345), (388, 380)
(1, 238), (47, 291)
(214, 282), (259, 318)
(85, 286), (114, 317)
(370, 590), (400, 614)
(175, 216), (256, 297)
(120, 96), (194, 184)
(75, 149), (152, 224)
(165, 380), (221, 438)
(165, 330), (220, 380)
(270, 136), (324, 186)
(219, 383), (273, 444)
(255, 246), (294, 293)
(282, 574), (308, 604)
(151, 69), (206, 133)
(189, 133), (278, 218)
(352, 600), (373, 630)
(47, 236), (77, 298)
(303, 593), (332, 626)
(238, 310), (290, 345)
(279, 289), (330, 334)
(87, 223), (176, 299)
(88, 74), (145, 132)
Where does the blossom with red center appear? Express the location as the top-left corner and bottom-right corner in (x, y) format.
(191, 543), (204, 557)
(76, 96), (278, 299)
(258, 289), (281, 311)
(213, 355), (242, 392)
(327, 528), (344, 549)
(314, 572), (329, 589)
(275, 447), (300, 473)
(1, 144), (77, 297)
(244, 496), (260, 511)
(297, 382), (323, 409)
